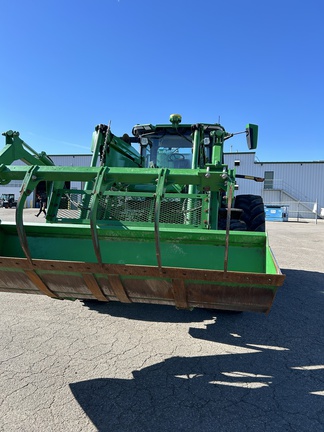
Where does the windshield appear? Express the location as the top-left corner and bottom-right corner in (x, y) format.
(141, 132), (193, 169)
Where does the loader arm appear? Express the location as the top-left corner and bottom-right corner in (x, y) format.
(0, 131), (55, 168)
(92, 124), (143, 169)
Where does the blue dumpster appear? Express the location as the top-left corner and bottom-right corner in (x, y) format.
(265, 205), (289, 222)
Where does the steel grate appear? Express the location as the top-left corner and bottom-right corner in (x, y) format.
(160, 198), (202, 225)
(55, 191), (202, 226)
(98, 195), (202, 225)
(97, 196), (155, 222)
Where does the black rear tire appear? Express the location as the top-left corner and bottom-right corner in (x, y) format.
(234, 194), (265, 232)
(218, 219), (247, 231)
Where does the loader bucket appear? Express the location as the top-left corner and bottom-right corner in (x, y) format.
(0, 221), (284, 313)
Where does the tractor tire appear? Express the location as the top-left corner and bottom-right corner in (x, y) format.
(218, 218), (247, 231)
(234, 194), (265, 232)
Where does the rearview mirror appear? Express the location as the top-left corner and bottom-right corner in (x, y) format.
(246, 124), (258, 150)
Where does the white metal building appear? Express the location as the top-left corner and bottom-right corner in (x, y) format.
(224, 152), (324, 219)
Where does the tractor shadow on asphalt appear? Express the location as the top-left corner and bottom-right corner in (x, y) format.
(82, 299), (215, 323)
(71, 269), (324, 431)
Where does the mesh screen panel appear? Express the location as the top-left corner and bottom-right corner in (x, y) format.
(56, 192), (202, 226)
(98, 195), (202, 225)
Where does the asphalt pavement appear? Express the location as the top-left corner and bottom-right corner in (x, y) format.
(0, 209), (323, 431)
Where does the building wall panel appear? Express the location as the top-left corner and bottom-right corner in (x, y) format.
(224, 152), (324, 216)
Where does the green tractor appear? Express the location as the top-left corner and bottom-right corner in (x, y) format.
(0, 115), (284, 312)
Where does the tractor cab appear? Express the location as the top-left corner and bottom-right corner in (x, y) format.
(138, 128), (193, 169)
(133, 114), (224, 169)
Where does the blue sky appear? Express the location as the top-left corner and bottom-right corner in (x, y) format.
(1, 0), (323, 161)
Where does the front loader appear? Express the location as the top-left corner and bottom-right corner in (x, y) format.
(0, 115), (285, 312)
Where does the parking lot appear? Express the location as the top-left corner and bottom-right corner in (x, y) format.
(0, 209), (323, 431)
